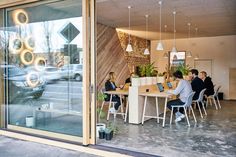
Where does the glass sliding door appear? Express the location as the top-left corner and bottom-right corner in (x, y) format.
(0, 0), (91, 143)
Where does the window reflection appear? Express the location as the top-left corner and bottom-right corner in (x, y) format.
(1, 0), (83, 137)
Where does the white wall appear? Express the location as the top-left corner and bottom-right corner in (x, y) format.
(151, 35), (236, 99)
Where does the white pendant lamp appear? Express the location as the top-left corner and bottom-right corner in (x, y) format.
(126, 6), (133, 52)
(163, 52), (168, 58)
(144, 14), (150, 55)
(171, 11), (177, 53)
(186, 22), (192, 57)
(156, 1), (164, 51)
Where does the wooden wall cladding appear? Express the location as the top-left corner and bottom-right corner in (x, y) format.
(97, 23), (150, 92)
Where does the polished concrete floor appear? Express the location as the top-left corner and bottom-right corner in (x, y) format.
(98, 100), (236, 157)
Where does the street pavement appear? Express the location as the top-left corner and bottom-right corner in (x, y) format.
(0, 136), (100, 157)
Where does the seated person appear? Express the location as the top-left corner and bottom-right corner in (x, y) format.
(199, 71), (214, 97)
(167, 70), (193, 122)
(105, 72), (121, 112)
(189, 69), (205, 100)
(125, 72), (135, 84)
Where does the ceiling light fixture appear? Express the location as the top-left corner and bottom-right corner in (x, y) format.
(163, 52), (168, 58)
(126, 6), (133, 52)
(186, 23), (192, 57)
(156, 1), (164, 51)
(171, 11), (177, 53)
(144, 14), (150, 55)
(194, 27), (199, 59)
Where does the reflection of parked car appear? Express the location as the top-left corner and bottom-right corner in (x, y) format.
(25, 66), (62, 83)
(0, 64), (46, 103)
(60, 64), (83, 81)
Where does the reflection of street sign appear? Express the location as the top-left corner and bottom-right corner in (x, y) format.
(60, 22), (80, 43)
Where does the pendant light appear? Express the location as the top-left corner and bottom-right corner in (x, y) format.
(144, 14), (150, 55)
(126, 6), (133, 52)
(163, 52), (168, 58)
(186, 22), (192, 57)
(171, 11), (177, 53)
(156, 1), (164, 51)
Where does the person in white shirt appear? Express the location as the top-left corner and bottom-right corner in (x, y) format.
(167, 70), (193, 122)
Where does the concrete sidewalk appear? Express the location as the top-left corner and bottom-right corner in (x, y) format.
(0, 135), (99, 157)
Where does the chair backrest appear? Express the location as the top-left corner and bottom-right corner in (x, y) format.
(184, 92), (196, 107)
(197, 88), (206, 102)
(214, 85), (221, 96)
(101, 88), (106, 94)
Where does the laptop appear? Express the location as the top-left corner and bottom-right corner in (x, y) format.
(167, 82), (173, 89)
(156, 83), (164, 92)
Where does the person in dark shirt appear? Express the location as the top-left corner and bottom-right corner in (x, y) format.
(189, 69), (205, 100)
(200, 71), (214, 96)
(105, 72), (121, 111)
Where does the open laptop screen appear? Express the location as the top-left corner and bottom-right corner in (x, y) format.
(167, 82), (172, 89)
(157, 83), (164, 92)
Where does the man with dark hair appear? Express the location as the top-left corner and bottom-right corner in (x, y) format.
(189, 69), (205, 100)
(167, 70), (192, 122)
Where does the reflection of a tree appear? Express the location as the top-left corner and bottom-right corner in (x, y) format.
(43, 21), (54, 65)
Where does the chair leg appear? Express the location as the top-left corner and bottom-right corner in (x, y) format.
(190, 106), (197, 123)
(216, 96), (221, 109)
(197, 101), (203, 118)
(141, 96), (147, 125)
(170, 107), (174, 125)
(201, 100), (207, 115)
(184, 107), (190, 127)
(213, 97), (218, 110)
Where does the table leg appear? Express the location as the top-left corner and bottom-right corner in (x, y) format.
(107, 94), (113, 121)
(155, 97), (159, 123)
(162, 97), (168, 127)
(142, 96), (147, 125)
(120, 94), (124, 119)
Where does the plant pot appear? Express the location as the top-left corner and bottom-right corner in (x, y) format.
(131, 78), (140, 86)
(105, 130), (113, 140)
(96, 123), (106, 137)
(152, 77), (157, 84)
(98, 130), (105, 139)
(140, 77), (147, 86)
(157, 76), (165, 83)
(26, 116), (34, 127)
(146, 77), (153, 85)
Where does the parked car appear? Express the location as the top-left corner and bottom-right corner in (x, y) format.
(25, 65), (62, 84)
(60, 64), (83, 81)
(0, 64), (46, 103)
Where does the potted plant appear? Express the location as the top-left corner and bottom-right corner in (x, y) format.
(96, 92), (107, 138)
(98, 127), (105, 139)
(139, 65), (147, 85)
(176, 64), (191, 80)
(104, 121), (118, 140)
(145, 62), (155, 85)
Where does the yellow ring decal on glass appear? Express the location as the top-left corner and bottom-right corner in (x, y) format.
(20, 49), (34, 65)
(26, 72), (39, 88)
(24, 36), (35, 50)
(34, 57), (46, 71)
(9, 37), (23, 54)
(12, 9), (29, 25)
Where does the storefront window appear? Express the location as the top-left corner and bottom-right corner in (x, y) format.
(1, 0), (83, 137)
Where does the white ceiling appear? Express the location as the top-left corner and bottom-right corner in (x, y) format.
(97, 0), (236, 40)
